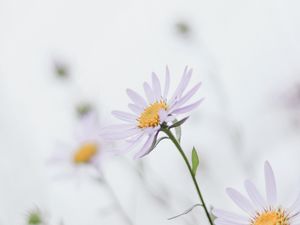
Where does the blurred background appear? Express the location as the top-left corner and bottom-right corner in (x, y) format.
(1, 0), (300, 224)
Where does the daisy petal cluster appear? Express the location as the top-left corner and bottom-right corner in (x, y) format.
(213, 161), (300, 225)
(102, 66), (203, 158)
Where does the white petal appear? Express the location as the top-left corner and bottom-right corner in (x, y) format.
(226, 188), (255, 215)
(264, 161), (277, 206)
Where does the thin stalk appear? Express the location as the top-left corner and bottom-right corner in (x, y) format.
(162, 128), (214, 225)
(95, 167), (134, 225)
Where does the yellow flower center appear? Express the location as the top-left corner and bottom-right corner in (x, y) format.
(73, 143), (98, 164)
(252, 209), (289, 225)
(138, 101), (168, 128)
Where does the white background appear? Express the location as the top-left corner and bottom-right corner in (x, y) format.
(1, 0), (300, 224)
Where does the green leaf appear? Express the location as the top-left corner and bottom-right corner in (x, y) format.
(191, 147), (199, 176)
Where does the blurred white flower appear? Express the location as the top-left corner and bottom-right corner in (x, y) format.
(49, 112), (110, 179)
(102, 66), (203, 158)
(213, 161), (300, 225)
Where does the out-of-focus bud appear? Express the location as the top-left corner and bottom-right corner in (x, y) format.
(75, 101), (94, 118)
(54, 61), (70, 79)
(27, 209), (43, 225)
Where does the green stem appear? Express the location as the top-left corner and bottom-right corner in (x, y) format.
(162, 128), (214, 225)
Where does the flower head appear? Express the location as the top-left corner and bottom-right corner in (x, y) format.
(213, 161), (300, 225)
(50, 112), (109, 179)
(102, 66), (203, 158)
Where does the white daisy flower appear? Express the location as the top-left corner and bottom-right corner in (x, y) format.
(50, 112), (109, 179)
(213, 161), (300, 225)
(102, 66), (203, 158)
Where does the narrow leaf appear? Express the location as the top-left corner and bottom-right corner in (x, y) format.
(169, 116), (189, 129)
(191, 147), (199, 176)
(168, 204), (202, 220)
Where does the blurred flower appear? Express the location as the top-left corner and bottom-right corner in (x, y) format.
(50, 112), (110, 178)
(102, 66), (203, 158)
(283, 82), (300, 110)
(213, 161), (300, 225)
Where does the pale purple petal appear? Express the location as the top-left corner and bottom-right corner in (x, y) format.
(288, 193), (300, 215)
(134, 133), (156, 159)
(169, 82), (202, 111)
(214, 218), (245, 225)
(164, 114), (176, 122)
(112, 110), (137, 122)
(171, 99), (204, 114)
(142, 126), (160, 135)
(163, 66), (170, 99)
(74, 111), (98, 141)
(176, 68), (193, 98)
(128, 103), (143, 115)
(102, 128), (141, 140)
(126, 89), (147, 107)
(117, 133), (144, 154)
(226, 188), (255, 215)
(213, 209), (249, 224)
(264, 161), (277, 206)
(244, 180), (267, 210)
(99, 124), (136, 134)
(169, 67), (192, 104)
(143, 82), (155, 104)
(169, 66), (188, 104)
(158, 109), (168, 123)
(152, 72), (162, 100)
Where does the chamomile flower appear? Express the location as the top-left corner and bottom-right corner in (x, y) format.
(213, 161), (300, 225)
(50, 112), (109, 179)
(102, 66), (203, 158)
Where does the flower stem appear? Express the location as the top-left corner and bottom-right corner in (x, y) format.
(162, 128), (214, 225)
(103, 177), (134, 225)
(95, 167), (134, 225)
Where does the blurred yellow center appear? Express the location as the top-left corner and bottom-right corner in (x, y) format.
(73, 143), (98, 164)
(138, 101), (167, 128)
(252, 210), (289, 225)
